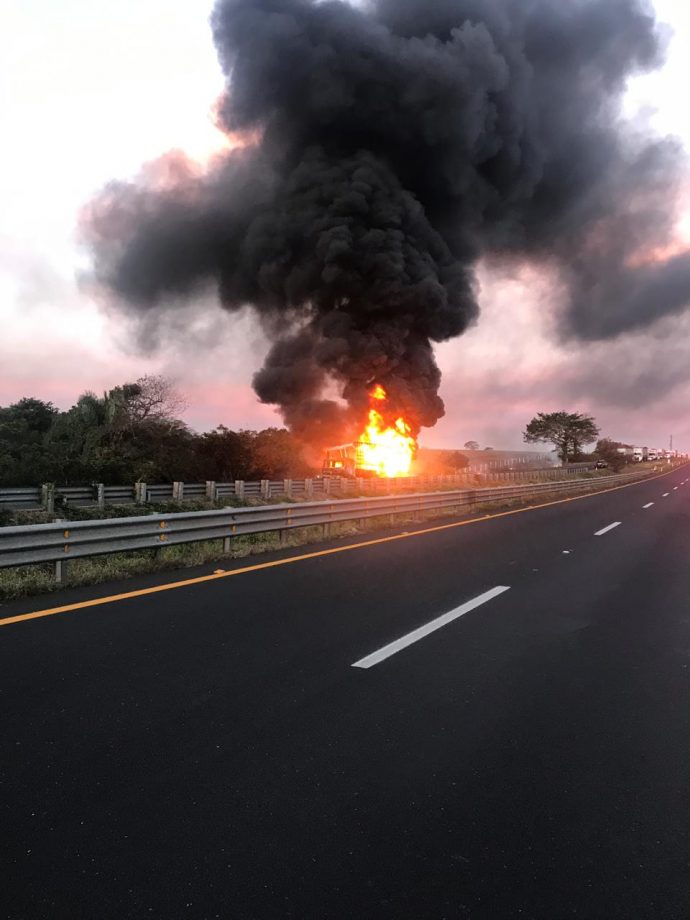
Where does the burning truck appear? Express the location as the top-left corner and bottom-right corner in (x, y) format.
(322, 385), (416, 479)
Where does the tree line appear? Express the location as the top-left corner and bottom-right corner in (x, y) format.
(523, 411), (633, 471)
(0, 380), (634, 488)
(0, 376), (315, 486)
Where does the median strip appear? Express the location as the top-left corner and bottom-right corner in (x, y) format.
(594, 522), (621, 536)
(351, 586), (511, 669)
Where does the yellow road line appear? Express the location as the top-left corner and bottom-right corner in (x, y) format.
(0, 466), (682, 628)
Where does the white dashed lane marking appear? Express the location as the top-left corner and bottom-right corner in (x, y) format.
(594, 522), (622, 537)
(352, 586), (511, 669)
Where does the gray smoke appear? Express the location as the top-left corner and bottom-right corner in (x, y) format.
(85, 0), (688, 445)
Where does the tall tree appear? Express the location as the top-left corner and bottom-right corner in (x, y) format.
(120, 376), (186, 426)
(523, 412), (599, 463)
(46, 378), (190, 483)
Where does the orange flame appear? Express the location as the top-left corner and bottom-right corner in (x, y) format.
(356, 385), (416, 477)
(371, 384), (387, 401)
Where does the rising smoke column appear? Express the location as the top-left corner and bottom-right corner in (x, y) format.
(85, 0), (690, 446)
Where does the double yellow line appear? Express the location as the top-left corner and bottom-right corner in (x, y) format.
(0, 466), (681, 628)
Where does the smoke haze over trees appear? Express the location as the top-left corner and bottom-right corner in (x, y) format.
(85, 0), (690, 449)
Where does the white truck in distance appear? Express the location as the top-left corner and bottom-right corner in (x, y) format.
(616, 446), (677, 463)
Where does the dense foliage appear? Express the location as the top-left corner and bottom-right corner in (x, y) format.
(0, 377), (315, 486)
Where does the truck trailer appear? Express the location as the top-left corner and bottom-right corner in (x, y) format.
(322, 442), (378, 478)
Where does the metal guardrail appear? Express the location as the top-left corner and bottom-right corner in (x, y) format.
(0, 468), (573, 511)
(104, 485), (136, 504)
(0, 469), (656, 581)
(145, 484), (174, 503)
(56, 486), (95, 507)
(0, 487), (42, 510)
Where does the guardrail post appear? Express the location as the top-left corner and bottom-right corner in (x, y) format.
(206, 481), (216, 500)
(41, 483), (55, 516)
(411, 494), (421, 522)
(53, 518), (67, 582)
(279, 507), (292, 546)
(135, 482), (147, 504)
(323, 478), (331, 495)
(260, 480), (270, 499)
(283, 479), (293, 498)
(235, 480), (245, 500)
(172, 481), (184, 502)
(304, 478), (313, 497)
(96, 483), (105, 510)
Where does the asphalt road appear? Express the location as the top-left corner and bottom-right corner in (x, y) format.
(2, 466), (690, 919)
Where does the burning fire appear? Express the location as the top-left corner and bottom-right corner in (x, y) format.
(356, 385), (416, 477)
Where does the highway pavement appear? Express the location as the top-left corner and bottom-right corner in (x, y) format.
(2, 466), (690, 918)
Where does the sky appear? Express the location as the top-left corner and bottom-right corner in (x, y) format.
(2, 0), (690, 451)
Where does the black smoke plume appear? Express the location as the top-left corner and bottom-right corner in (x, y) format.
(85, 0), (688, 446)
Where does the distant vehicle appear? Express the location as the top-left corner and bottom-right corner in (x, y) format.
(648, 449), (658, 461)
(632, 447), (647, 462)
(595, 460), (609, 469)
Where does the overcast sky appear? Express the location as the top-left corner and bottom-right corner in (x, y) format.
(2, 0), (690, 450)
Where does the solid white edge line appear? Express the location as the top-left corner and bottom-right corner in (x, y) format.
(351, 585), (511, 669)
(594, 521), (622, 536)
(643, 502), (654, 509)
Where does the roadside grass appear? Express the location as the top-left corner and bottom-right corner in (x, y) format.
(0, 466), (670, 603)
(0, 525), (352, 602)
